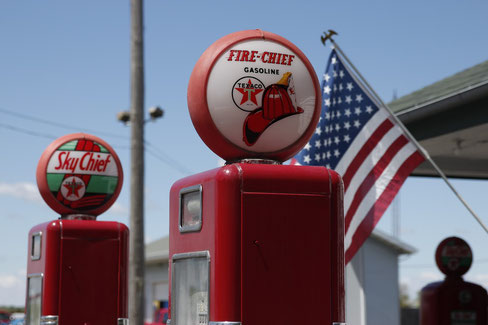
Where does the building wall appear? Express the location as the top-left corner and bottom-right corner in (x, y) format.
(346, 248), (366, 325)
(145, 262), (169, 322)
(346, 236), (403, 325)
(363, 238), (401, 325)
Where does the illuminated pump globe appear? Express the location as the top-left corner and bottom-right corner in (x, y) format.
(187, 29), (322, 162)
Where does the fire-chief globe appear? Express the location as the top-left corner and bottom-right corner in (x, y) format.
(188, 29), (322, 162)
(36, 133), (123, 217)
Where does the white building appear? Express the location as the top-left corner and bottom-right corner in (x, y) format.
(145, 236), (169, 322)
(346, 229), (415, 325)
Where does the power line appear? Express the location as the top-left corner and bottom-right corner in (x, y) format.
(144, 143), (193, 175)
(0, 106), (193, 175)
(0, 106), (128, 140)
(0, 122), (58, 139)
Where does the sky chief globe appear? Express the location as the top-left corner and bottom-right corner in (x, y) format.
(36, 133), (123, 217)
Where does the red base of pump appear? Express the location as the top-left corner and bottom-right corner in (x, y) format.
(25, 219), (129, 325)
(421, 276), (487, 325)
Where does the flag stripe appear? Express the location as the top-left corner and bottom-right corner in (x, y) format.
(293, 49), (425, 264)
(343, 125), (405, 214)
(344, 135), (409, 232)
(335, 109), (388, 175)
(345, 151), (425, 262)
(344, 142), (418, 250)
(342, 118), (394, 191)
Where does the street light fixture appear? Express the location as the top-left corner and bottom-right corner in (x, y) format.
(117, 106), (164, 125)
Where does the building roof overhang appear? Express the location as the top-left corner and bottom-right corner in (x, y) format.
(389, 60), (488, 179)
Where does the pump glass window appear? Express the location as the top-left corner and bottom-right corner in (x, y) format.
(172, 252), (209, 325)
(179, 185), (202, 232)
(26, 274), (42, 325)
(31, 232), (42, 260)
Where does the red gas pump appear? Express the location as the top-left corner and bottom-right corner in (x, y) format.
(168, 30), (346, 325)
(420, 237), (487, 325)
(25, 133), (128, 325)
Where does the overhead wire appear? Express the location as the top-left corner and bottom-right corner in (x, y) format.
(0, 122), (58, 140)
(0, 106), (192, 175)
(0, 106), (128, 140)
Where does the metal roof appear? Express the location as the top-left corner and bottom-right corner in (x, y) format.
(370, 229), (416, 255)
(386, 58), (488, 179)
(389, 59), (488, 114)
(145, 236), (169, 264)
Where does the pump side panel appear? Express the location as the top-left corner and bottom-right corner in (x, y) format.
(58, 220), (126, 325)
(421, 280), (488, 325)
(26, 221), (62, 317)
(421, 282), (441, 325)
(438, 281), (488, 325)
(241, 192), (332, 325)
(169, 166), (242, 323)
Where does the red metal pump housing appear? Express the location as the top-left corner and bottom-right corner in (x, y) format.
(420, 237), (487, 325)
(170, 30), (345, 325)
(168, 163), (345, 325)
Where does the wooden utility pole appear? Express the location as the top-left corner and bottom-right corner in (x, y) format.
(129, 0), (145, 324)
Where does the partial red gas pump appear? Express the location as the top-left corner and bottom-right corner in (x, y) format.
(168, 30), (346, 325)
(25, 133), (128, 325)
(420, 237), (487, 325)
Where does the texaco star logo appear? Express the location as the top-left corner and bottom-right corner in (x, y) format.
(447, 258), (460, 271)
(232, 76), (265, 112)
(60, 176), (86, 201)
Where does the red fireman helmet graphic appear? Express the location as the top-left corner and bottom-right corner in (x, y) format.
(243, 72), (304, 146)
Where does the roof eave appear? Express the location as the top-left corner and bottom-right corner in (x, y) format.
(371, 229), (417, 255)
(395, 81), (488, 124)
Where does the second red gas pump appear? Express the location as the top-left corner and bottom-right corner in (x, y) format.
(421, 237), (487, 325)
(168, 30), (346, 325)
(25, 133), (128, 325)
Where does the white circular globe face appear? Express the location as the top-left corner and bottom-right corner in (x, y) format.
(206, 39), (317, 152)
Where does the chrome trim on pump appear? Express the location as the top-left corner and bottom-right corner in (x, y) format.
(178, 184), (203, 233)
(31, 232), (42, 261)
(26, 273), (44, 324)
(117, 318), (129, 325)
(332, 323), (346, 325)
(227, 158), (281, 165)
(171, 251), (210, 325)
(63, 214), (96, 220)
(209, 322), (241, 325)
(40, 315), (58, 325)
(172, 251), (210, 261)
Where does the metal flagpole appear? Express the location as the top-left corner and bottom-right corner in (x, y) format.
(323, 34), (488, 235)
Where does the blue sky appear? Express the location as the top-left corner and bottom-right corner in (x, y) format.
(1, 0), (488, 306)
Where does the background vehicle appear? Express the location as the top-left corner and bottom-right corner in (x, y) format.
(0, 310), (10, 325)
(9, 313), (25, 325)
(144, 306), (168, 325)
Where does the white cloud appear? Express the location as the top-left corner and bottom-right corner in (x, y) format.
(0, 270), (26, 306)
(0, 181), (42, 203)
(106, 201), (128, 216)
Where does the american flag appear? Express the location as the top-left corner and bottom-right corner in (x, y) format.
(293, 49), (425, 264)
